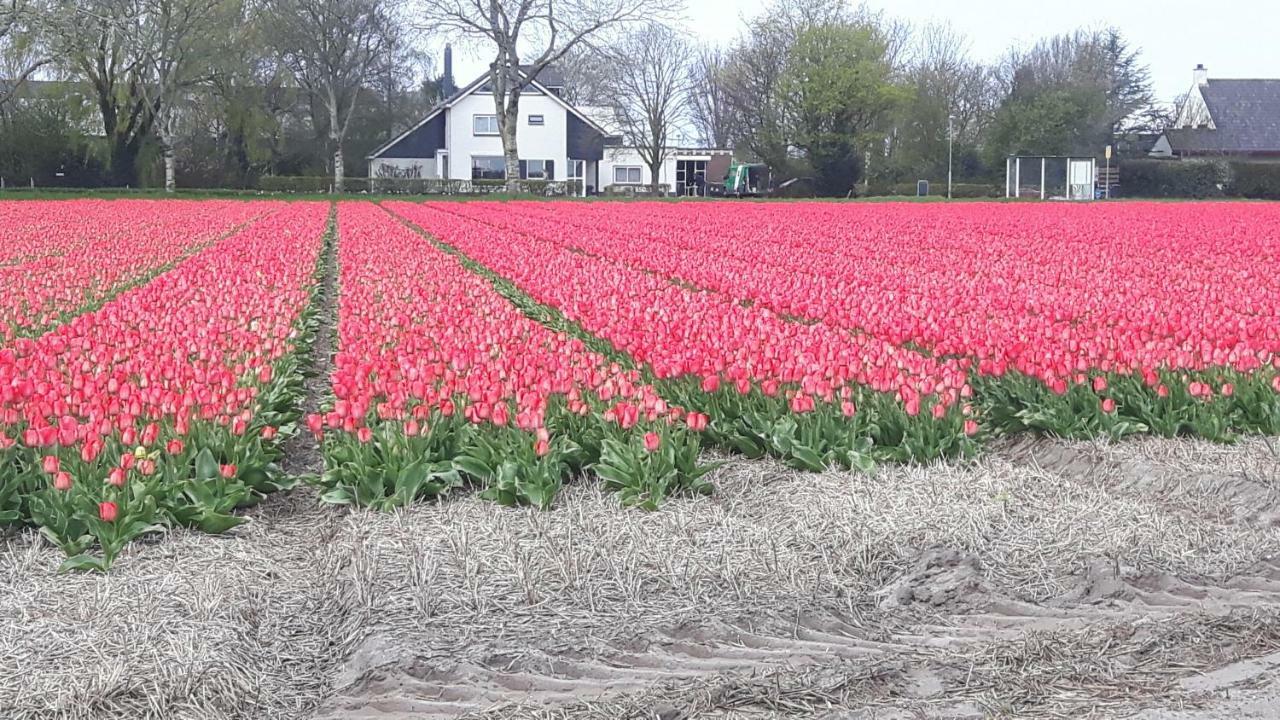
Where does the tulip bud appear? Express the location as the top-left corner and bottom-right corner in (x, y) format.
(107, 467), (127, 487)
(533, 438), (551, 457)
(220, 464), (238, 479)
(53, 471), (73, 491)
(356, 427), (373, 444)
(643, 432), (661, 453)
(166, 439), (185, 455)
(99, 501), (118, 523)
(42, 456), (60, 474)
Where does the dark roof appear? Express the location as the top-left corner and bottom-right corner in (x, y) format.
(1167, 79), (1280, 154)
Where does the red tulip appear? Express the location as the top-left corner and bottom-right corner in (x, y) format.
(963, 419), (979, 436)
(643, 432), (661, 452)
(107, 467), (127, 487)
(260, 426), (277, 440)
(166, 439), (185, 455)
(1101, 398), (1116, 413)
(356, 427), (373, 444)
(533, 438), (551, 456)
(219, 464), (237, 479)
(99, 501), (118, 523)
(42, 456), (60, 474)
(53, 471), (73, 491)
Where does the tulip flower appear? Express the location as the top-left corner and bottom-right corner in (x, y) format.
(53, 471), (73, 491)
(99, 501), (118, 523)
(42, 456), (60, 474)
(643, 432), (661, 452)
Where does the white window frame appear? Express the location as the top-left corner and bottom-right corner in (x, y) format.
(528, 114), (545, 126)
(472, 114), (499, 136)
(613, 166), (643, 185)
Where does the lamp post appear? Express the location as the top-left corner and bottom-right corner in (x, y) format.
(947, 114), (955, 199)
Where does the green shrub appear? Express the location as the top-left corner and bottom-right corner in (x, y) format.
(863, 181), (1001, 198)
(256, 176), (370, 193)
(1119, 160), (1226, 198)
(1226, 162), (1280, 200)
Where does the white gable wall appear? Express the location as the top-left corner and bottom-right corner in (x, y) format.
(446, 92), (569, 180)
(1175, 84), (1215, 129)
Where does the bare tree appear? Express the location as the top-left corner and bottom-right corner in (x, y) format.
(0, 0), (50, 110)
(416, 0), (682, 191)
(264, 0), (399, 192)
(687, 46), (729, 148)
(602, 23), (688, 194)
(129, 0), (231, 192)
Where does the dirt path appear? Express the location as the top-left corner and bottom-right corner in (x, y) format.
(4, 432), (1277, 719)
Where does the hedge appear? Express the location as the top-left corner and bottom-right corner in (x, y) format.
(1118, 160), (1226, 198)
(1226, 162), (1280, 200)
(256, 176), (370, 193)
(864, 181), (1002, 198)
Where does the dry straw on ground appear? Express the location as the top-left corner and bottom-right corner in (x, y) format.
(1, 435), (1278, 719)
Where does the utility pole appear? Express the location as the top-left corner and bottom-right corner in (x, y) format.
(947, 114), (955, 199)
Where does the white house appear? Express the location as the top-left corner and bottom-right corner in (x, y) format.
(367, 59), (729, 195)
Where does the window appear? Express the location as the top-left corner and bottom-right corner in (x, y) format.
(613, 166), (642, 184)
(471, 156), (506, 180)
(522, 159), (554, 180)
(472, 114), (499, 135)
(528, 114), (545, 126)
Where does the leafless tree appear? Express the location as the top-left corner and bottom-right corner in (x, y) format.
(0, 0), (50, 110)
(687, 46), (729, 148)
(129, 0), (232, 192)
(601, 23), (689, 194)
(415, 0), (682, 191)
(264, 0), (400, 192)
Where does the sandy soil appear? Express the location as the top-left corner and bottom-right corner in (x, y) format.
(1, 435), (1278, 719)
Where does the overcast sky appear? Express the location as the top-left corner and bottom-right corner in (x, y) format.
(444, 0), (1278, 103)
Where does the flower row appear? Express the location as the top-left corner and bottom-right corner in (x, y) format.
(0, 202), (328, 570)
(387, 202), (977, 467)
(0, 199), (272, 343)
(313, 203), (714, 511)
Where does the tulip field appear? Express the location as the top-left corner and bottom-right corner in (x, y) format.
(2, 197), (1280, 570)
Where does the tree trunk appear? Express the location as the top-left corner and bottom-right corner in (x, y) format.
(649, 159), (662, 196)
(108, 137), (139, 188)
(333, 145), (345, 193)
(501, 111), (520, 193)
(160, 128), (177, 193)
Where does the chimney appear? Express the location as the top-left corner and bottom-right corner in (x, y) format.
(1194, 63), (1209, 87)
(443, 44), (456, 97)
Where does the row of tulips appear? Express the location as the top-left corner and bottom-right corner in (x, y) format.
(386, 202), (979, 470)
(0, 202), (328, 570)
(0, 200), (272, 344)
(312, 203), (715, 511)
(432, 201), (1280, 442)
